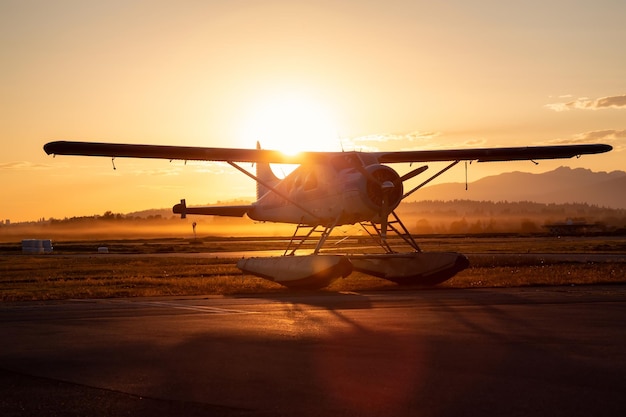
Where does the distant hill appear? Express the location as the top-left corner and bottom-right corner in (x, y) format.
(412, 167), (626, 209)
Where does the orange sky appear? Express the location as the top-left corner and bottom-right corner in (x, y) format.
(1, 0), (625, 222)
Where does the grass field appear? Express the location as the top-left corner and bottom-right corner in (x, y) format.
(1, 235), (625, 301)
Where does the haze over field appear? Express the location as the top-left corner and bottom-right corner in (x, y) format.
(1, 1), (625, 222)
(4, 167), (625, 242)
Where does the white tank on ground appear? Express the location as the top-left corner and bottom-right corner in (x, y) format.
(22, 239), (53, 254)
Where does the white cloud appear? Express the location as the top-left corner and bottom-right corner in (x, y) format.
(572, 129), (626, 142)
(129, 168), (182, 177)
(545, 94), (626, 111)
(550, 129), (626, 149)
(461, 138), (488, 147)
(0, 161), (53, 170)
(346, 131), (441, 151)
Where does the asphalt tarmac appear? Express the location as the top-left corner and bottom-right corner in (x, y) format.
(1, 285), (625, 417)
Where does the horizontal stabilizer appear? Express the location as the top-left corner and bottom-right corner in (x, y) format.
(173, 203), (251, 217)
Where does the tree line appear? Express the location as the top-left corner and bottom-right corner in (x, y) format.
(6, 200), (626, 235)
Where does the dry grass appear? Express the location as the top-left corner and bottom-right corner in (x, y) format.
(0, 255), (287, 301)
(444, 263), (625, 288)
(1, 235), (625, 301)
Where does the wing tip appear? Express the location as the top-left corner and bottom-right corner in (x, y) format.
(43, 141), (61, 155)
(599, 144), (613, 153)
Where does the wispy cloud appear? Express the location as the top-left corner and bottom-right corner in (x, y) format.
(545, 94), (626, 111)
(107, 161), (229, 176)
(572, 129), (626, 142)
(346, 131), (441, 151)
(184, 161), (234, 175)
(461, 138), (488, 147)
(550, 130), (626, 152)
(0, 161), (53, 170)
(129, 168), (183, 177)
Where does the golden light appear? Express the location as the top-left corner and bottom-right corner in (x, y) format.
(240, 92), (340, 155)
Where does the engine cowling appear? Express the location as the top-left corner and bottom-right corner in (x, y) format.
(363, 164), (403, 213)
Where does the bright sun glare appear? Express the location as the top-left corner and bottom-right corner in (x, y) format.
(240, 93), (340, 155)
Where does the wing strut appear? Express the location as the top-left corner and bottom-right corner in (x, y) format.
(226, 161), (321, 222)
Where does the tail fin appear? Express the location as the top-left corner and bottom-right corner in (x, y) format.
(256, 141), (280, 199)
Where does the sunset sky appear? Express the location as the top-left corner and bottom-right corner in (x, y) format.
(1, 0), (625, 222)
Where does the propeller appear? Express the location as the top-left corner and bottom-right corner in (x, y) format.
(382, 165), (430, 237)
(358, 164), (428, 240)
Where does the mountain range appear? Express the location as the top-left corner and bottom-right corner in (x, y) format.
(412, 166), (626, 209)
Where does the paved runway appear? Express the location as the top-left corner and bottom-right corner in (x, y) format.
(1, 286), (625, 416)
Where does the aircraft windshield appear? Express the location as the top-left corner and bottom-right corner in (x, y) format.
(330, 154), (360, 173)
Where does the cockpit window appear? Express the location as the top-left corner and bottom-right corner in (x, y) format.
(330, 154), (360, 173)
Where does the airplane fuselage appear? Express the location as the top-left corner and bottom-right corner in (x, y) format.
(248, 153), (404, 227)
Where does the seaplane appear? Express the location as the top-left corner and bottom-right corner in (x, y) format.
(44, 140), (612, 289)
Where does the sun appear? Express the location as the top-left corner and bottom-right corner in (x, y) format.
(240, 92), (340, 155)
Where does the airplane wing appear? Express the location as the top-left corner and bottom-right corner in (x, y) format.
(43, 141), (309, 164)
(44, 140), (611, 164)
(372, 144), (613, 163)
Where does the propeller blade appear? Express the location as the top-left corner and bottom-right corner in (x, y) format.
(397, 165), (428, 184)
(356, 164), (384, 187)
